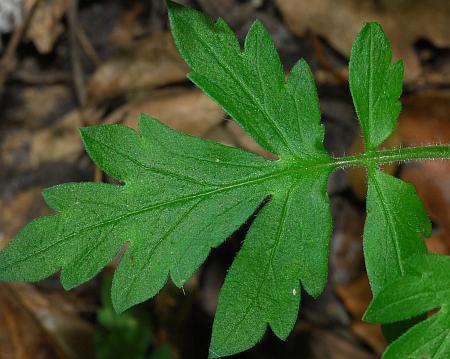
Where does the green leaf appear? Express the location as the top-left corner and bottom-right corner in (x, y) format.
(364, 167), (430, 295)
(0, 114), (281, 313)
(167, 0), (327, 159)
(349, 22), (403, 150)
(1, 2), (450, 358)
(363, 166), (430, 340)
(365, 254), (450, 359)
(349, 21), (431, 341)
(209, 172), (331, 357)
(0, 2), (337, 355)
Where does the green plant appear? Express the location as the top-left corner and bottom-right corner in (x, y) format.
(95, 274), (171, 359)
(96, 276), (150, 358)
(365, 254), (450, 358)
(0, 1), (449, 357)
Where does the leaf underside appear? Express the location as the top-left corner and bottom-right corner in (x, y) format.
(0, 2), (447, 358)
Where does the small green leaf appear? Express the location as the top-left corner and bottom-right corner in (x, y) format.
(349, 22), (403, 150)
(365, 254), (450, 359)
(364, 167), (430, 295)
(167, 0), (327, 159)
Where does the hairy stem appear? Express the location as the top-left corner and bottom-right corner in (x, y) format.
(333, 145), (450, 169)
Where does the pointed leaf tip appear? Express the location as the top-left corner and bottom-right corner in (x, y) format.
(166, 0), (186, 18)
(208, 348), (221, 359)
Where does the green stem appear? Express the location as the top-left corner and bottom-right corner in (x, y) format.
(333, 145), (450, 169)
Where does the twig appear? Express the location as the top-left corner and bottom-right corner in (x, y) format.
(67, 0), (86, 106)
(3, 283), (69, 359)
(0, 0), (43, 92)
(75, 26), (101, 66)
(94, 167), (103, 182)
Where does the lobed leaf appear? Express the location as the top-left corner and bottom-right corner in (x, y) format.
(364, 168), (430, 295)
(0, 114), (280, 313)
(350, 21), (432, 341)
(167, 0), (328, 159)
(1, 2), (449, 357)
(209, 171), (332, 357)
(349, 19), (431, 302)
(349, 22), (403, 150)
(0, 3), (336, 355)
(365, 254), (450, 359)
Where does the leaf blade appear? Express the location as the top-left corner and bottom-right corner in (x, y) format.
(349, 22), (403, 150)
(168, 1), (327, 159)
(363, 168), (430, 295)
(209, 170), (332, 357)
(0, 115), (279, 313)
(365, 254), (450, 359)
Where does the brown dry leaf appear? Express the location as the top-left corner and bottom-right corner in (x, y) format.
(197, 0), (259, 29)
(314, 68), (349, 86)
(0, 282), (95, 359)
(1, 110), (84, 171)
(105, 88), (225, 137)
(275, 0), (450, 80)
(2, 84), (73, 127)
(12, 283), (95, 359)
(398, 91), (450, 146)
(110, 3), (147, 47)
(225, 120), (277, 160)
(335, 275), (386, 354)
(0, 283), (64, 359)
(30, 110), (84, 167)
(25, 0), (70, 54)
(205, 123), (236, 147)
(1, 127), (33, 172)
(0, 188), (48, 250)
(87, 32), (189, 104)
(416, 59), (450, 88)
(331, 201), (365, 285)
(330, 200), (385, 353)
(308, 328), (376, 359)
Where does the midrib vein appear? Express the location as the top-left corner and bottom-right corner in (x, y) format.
(3, 158), (339, 269)
(122, 199), (201, 302)
(367, 26), (373, 147)
(8, 145), (448, 268)
(221, 186), (293, 345)
(5, 170), (283, 267)
(370, 171), (405, 279)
